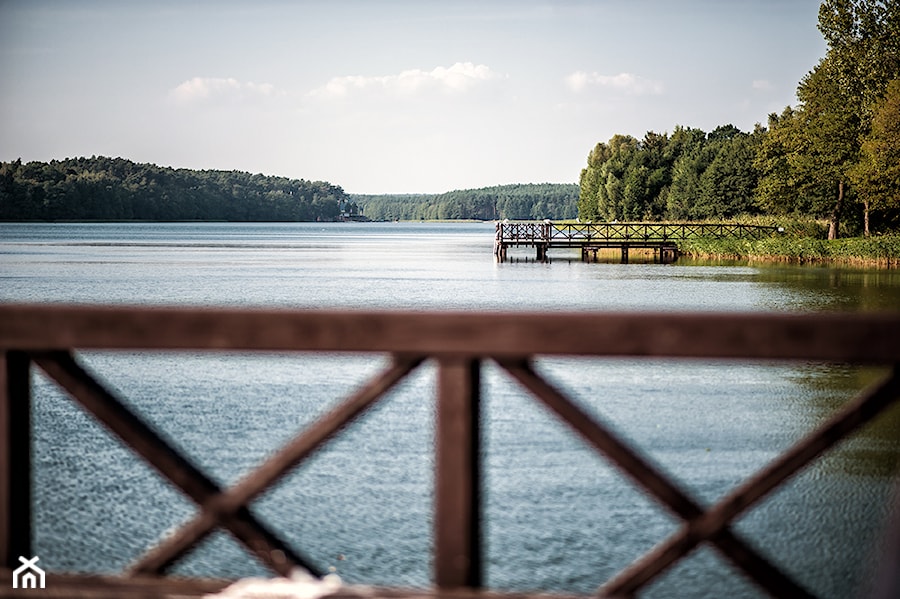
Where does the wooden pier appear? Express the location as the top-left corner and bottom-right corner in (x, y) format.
(2, 305), (899, 598)
(494, 221), (781, 262)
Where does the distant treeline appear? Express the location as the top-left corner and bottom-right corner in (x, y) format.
(0, 156), (354, 221)
(354, 183), (579, 221)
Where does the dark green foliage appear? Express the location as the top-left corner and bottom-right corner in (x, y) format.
(353, 183), (578, 221)
(0, 156), (350, 222)
(579, 125), (763, 222)
(851, 79), (900, 233)
(696, 127), (762, 218)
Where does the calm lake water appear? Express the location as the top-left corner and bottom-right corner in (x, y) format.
(1, 222), (899, 599)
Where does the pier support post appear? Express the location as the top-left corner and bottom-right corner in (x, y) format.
(435, 357), (482, 589)
(536, 244), (548, 261)
(621, 245), (629, 264)
(1, 351), (31, 569)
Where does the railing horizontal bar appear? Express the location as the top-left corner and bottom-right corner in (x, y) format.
(2, 305), (899, 364)
(30, 351), (318, 577)
(0, 571), (605, 599)
(130, 355), (423, 576)
(0, 571), (230, 597)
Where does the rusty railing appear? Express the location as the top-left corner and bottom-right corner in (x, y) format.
(1, 305), (899, 598)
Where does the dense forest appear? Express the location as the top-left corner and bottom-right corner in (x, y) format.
(353, 183), (579, 221)
(0, 156), (355, 221)
(0, 157), (575, 222)
(579, 0), (900, 238)
(578, 124), (763, 223)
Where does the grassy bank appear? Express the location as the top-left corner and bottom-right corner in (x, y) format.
(680, 235), (900, 268)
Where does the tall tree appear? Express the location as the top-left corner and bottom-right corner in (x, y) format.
(850, 78), (900, 234)
(578, 142), (610, 220)
(665, 127), (708, 219)
(795, 54), (861, 239)
(595, 134), (640, 220)
(818, 0), (900, 123)
(755, 0), (899, 238)
(696, 129), (761, 218)
(815, 0), (900, 236)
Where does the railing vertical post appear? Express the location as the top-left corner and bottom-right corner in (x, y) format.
(434, 357), (482, 589)
(0, 351), (31, 568)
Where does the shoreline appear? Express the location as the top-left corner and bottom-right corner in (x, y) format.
(680, 251), (899, 269)
(680, 235), (900, 269)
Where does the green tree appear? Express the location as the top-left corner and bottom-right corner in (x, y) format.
(665, 127), (708, 219)
(755, 108), (801, 216)
(696, 130), (760, 218)
(595, 134), (640, 220)
(818, 0), (900, 124)
(814, 0), (900, 236)
(581, 125), (764, 222)
(578, 142), (610, 220)
(755, 57), (861, 238)
(850, 78), (900, 233)
(796, 55), (861, 239)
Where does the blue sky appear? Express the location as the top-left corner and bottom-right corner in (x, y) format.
(0, 1), (827, 194)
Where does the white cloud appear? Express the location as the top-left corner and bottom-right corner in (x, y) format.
(752, 79), (773, 91)
(169, 77), (276, 104)
(565, 71), (664, 95)
(309, 62), (500, 99)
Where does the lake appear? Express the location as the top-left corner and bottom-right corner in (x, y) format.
(1, 221), (899, 599)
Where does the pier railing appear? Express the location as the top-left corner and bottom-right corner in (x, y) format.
(496, 221), (779, 246)
(550, 222), (779, 243)
(494, 221), (781, 260)
(1, 305), (899, 598)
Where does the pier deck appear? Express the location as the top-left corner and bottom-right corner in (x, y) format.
(494, 221), (781, 261)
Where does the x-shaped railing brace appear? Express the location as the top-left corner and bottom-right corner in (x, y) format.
(27, 350), (900, 599)
(30, 350), (423, 578)
(497, 359), (900, 598)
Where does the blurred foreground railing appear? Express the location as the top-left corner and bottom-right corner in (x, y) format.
(1, 305), (899, 599)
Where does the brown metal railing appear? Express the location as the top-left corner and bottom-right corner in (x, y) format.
(1, 305), (899, 598)
(496, 221), (779, 248)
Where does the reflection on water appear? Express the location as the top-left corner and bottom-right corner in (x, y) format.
(679, 257), (900, 312)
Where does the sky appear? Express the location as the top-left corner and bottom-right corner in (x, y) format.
(0, 0), (828, 194)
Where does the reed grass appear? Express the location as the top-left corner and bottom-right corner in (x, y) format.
(680, 235), (900, 268)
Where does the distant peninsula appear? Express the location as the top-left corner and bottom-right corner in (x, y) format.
(0, 156), (352, 222)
